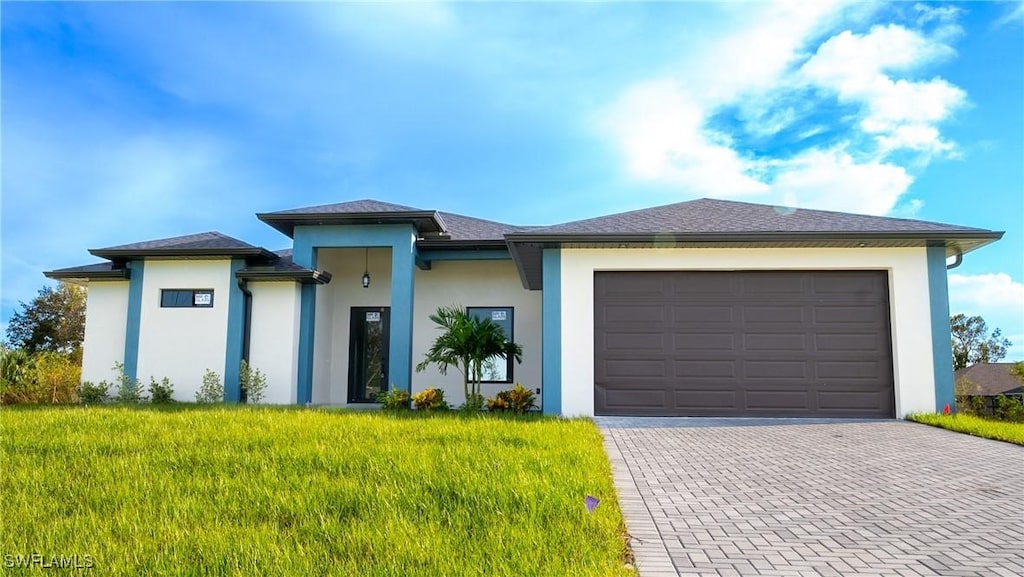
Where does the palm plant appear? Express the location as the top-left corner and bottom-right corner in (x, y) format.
(416, 305), (523, 403)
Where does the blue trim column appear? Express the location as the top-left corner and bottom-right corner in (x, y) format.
(541, 249), (562, 416)
(223, 258), (247, 402)
(927, 246), (955, 412)
(123, 259), (145, 383)
(291, 224), (418, 402)
(293, 239), (317, 405)
(390, 233), (416, 394)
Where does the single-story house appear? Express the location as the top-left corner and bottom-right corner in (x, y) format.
(45, 198), (1002, 418)
(954, 363), (1024, 396)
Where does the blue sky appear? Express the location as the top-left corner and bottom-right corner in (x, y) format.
(2, 1), (1022, 359)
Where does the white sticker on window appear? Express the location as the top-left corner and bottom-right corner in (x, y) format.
(366, 311), (381, 322)
(491, 310), (507, 321)
(194, 292), (212, 306)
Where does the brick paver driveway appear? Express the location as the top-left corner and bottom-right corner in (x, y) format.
(598, 418), (1024, 577)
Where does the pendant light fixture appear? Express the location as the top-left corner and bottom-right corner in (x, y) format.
(361, 248), (371, 288)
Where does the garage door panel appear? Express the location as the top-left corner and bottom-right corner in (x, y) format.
(815, 334), (885, 352)
(602, 331), (666, 351)
(739, 274), (807, 295)
(603, 359), (667, 377)
(600, 387), (666, 408)
(672, 274), (736, 296)
(742, 306), (807, 323)
(672, 305), (735, 323)
(745, 390), (810, 410)
(673, 389), (738, 409)
(744, 333), (807, 351)
(818, 391), (890, 411)
(744, 360), (809, 379)
(814, 306), (885, 323)
(674, 360), (737, 378)
(817, 360), (884, 379)
(594, 271), (895, 418)
(673, 333), (735, 351)
(602, 304), (665, 323)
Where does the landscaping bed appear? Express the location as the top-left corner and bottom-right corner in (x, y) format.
(1, 406), (633, 576)
(908, 412), (1024, 446)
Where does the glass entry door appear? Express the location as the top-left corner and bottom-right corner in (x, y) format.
(348, 307), (390, 403)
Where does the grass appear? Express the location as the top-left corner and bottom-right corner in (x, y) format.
(1, 406), (634, 576)
(908, 412), (1024, 446)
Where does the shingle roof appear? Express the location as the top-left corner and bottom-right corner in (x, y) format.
(257, 199), (525, 241)
(506, 198), (1003, 290)
(954, 363), (1024, 396)
(434, 212), (525, 242)
(528, 198), (991, 235)
(90, 231), (273, 259)
(235, 248), (331, 284)
(263, 199), (422, 216)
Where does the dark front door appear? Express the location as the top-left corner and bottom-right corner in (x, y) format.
(594, 271), (895, 418)
(349, 307), (390, 404)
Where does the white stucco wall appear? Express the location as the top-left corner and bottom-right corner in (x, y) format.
(312, 248), (393, 404)
(136, 259), (233, 401)
(558, 247), (935, 418)
(248, 281), (301, 404)
(80, 281), (129, 385)
(413, 260), (543, 407)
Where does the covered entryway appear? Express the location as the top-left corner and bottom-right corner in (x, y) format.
(594, 270), (895, 417)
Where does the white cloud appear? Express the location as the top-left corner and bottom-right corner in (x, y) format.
(600, 81), (769, 196)
(799, 24), (965, 155)
(600, 6), (968, 213)
(993, 2), (1024, 28)
(948, 272), (1024, 312)
(770, 147), (913, 214)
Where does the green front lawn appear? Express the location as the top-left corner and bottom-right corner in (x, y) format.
(908, 412), (1024, 446)
(1, 406), (634, 576)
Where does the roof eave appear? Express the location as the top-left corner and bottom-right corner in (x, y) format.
(256, 211), (447, 238)
(43, 269), (130, 283)
(88, 247), (278, 260)
(235, 269), (332, 285)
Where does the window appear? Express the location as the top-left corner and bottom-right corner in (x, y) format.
(160, 289), (214, 308)
(467, 307), (514, 383)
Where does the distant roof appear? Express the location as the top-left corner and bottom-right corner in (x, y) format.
(506, 198), (1003, 289)
(954, 363), (1024, 396)
(90, 231), (276, 260)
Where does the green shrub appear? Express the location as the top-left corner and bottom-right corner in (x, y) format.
(486, 395), (509, 412)
(1, 347), (42, 404)
(112, 362), (146, 404)
(488, 383), (537, 414)
(79, 381), (110, 404)
(412, 387), (448, 411)
(376, 387), (410, 411)
(239, 360), (267, 404)
(33, 352), (80, 404)
(148, 377), (175, 404)
(195, 369), (224, 404)
(994, 395), (1024, 423)
(460, 392), (485, 413)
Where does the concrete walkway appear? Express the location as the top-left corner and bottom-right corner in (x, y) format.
(598, 418), (1024, 577)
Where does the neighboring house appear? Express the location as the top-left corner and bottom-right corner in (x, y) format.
(954, 363), (1024, 396)
(45, 198), (1002, 418)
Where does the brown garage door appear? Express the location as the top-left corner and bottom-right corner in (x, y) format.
(594, 271), (895, 418)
